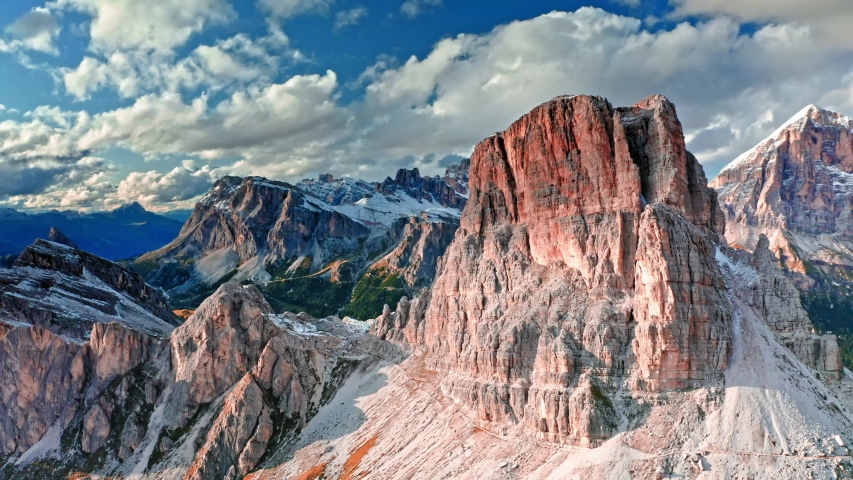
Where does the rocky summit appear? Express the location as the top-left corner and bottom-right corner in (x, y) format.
(0, 235), (179, 339)
(711, 104), (853, 367)
(1, 95), (853, 480)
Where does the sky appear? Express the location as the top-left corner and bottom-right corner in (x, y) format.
(1, 0), (852, 212)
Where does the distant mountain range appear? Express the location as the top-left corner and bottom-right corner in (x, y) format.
(0, 202), (183, 260)
(133, 164), (469, 320)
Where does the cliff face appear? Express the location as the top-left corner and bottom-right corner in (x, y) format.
(140, 177), (371, 287)
(0, 283), (403, 479)
(711, 105), (853, 265)
(377, 167), (468, 211)
(710, 104), (853, 369)
(368, 215), (459, 289)
(375, 94), (839, 447)
(136, 165), (470, 319)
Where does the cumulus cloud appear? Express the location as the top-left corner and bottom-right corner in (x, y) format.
(347, 8), (853, 175)
(259, 0), (333, 19)
(400, 0), (441, 18)
(6, 6), (853, 211)
(4, 7), (61, 54)
(59, 28), (300, 100)
(116, 163), (218, 205)
(334, 7), (367, 31)
(48, 0), (233, 53)
(670, 0), (853, 48)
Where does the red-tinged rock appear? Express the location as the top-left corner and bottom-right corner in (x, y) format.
(381, 94), (731, 446)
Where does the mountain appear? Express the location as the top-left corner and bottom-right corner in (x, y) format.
(0, 282), (403, 479)
(0, 202), (183, 261)
(0, 232), (180, 338)
(133, 164), (469, 319)
(359, 95), (852, 478)
(3, 96), (853, 479)
(710, 104), (853, 367)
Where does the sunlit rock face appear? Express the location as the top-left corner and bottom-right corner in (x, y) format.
(377, 94), (732, 445)
(711, 105), (853, 272)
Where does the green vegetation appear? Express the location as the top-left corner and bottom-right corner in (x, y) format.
(130, 258), (195, 291)
(263, 276), (353, 318)
(801, 287), (853, 370)
(266, 256), (312, 280)
(340, 269), (407, 320)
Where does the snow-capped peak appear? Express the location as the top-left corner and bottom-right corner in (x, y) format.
(719, 104), (853, 174)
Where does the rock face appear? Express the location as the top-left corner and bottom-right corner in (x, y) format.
(0, 239), (179, 338)
(0, 325), (86, 455)
(376, 94), (732, 446)
(139, 176), (371, 288)
(369, 215), (459, 288)
(48, 227), (78, 249)
(711, 105), (853, 267)
(136, 164), (470, 319)
(710, 104), (852, 369)
(377, 167), (467, 210)
(0, 282), (402, 479)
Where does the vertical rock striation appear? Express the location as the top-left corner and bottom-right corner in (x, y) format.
(378, 94), (731, 445)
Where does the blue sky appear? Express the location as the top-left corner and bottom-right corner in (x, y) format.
(0, 0), (852, 212)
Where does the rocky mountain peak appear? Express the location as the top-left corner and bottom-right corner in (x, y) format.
(710, 103), (853, 260)
(114, 202), (147, 215)
(48, 226), (79, 249)
(1, 239), (178, 338)
(377, 166), (468, 210)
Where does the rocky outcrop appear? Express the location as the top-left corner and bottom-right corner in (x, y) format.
(378, 94), (730, 446)
(138, 177), (372, 290)
(632, 203), (731, 391)
(184, 375), (274, 480)
(712, 105), (853, 251)
(718, 235), (843, 379)
(377, 168), (468, 210)
(135, 166), (469, 318)
(711, 104), (853, 373)
(0, 325), (87, 454)
(443, 158), (470, 196)
(0, 239), (178, 338)
(0, 281), (402, 478)
(369, 215), (459, 288)
(48, 226), (79, 249)
(165, 283), (279, 427)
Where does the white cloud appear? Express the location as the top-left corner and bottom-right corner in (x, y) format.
(400, 0), (441, 19)
(6, 6), (853, 211)
(334, 7), (367, 31)
(116, 164), (218, 205)
(259, 0), (333, 19)
(670, 0), (853, 48)
(3, 7), (61, 54)
(59, 29), (301, 100)
(48, 0), (234, 53)
(349, 8), (853, 175)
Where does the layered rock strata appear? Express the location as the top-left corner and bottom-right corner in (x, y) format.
(0, 283), (401, 479)
(0, 239), (178, 338)
(376, 94), (732, 446)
